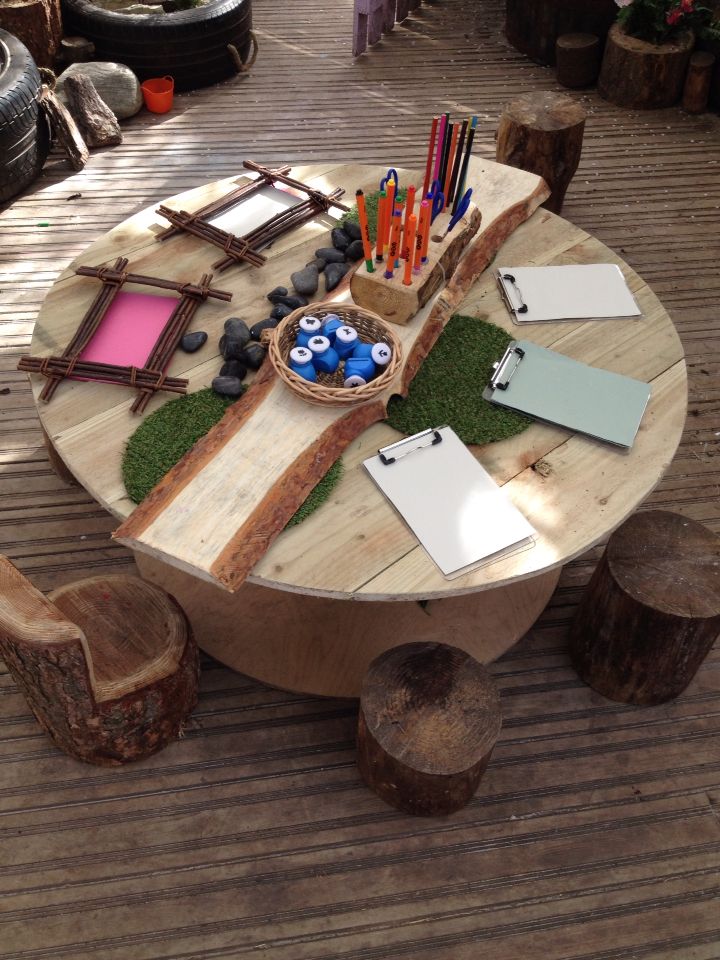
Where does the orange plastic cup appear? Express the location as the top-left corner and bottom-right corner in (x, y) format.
(141, 76), (174, 114)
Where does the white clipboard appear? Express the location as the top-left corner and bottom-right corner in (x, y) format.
(363, 426), (535, 579)
(496, 264), (641, 323)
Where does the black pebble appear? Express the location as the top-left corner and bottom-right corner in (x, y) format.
(272, 294), (308, 310)
(180, 331), (207, 353)
(250, 317), (280, 340)
(314, 247), (346, 263)
(291, 264), (319, 296)
(331, 227), (351, 251)
(342, 219), (362, 241)
(223, 317), (251, 346)
(270, 302), (293, 320)
(219, 335), (247, 360)
(220, 359), (248, 379)
(243, 342), (266, 370)
(267, 286), (288, 303)
(344, 239), (364, 262)
(325, 261), (350, 291)
(308, 257), (327, 272)
(211, 375), (244, 398)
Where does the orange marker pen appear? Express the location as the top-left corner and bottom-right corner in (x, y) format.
(402, 185), (416, 260)
(403, 214), (417, 286)
(384, 211), (403, 279)
(414, 199), (429, 271)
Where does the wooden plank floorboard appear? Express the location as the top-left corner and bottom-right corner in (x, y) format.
(0, 0), (719, 955)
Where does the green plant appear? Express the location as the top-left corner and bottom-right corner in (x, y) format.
(616, 0), (720, 43)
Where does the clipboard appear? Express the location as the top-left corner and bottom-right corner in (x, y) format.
(496, 264), (641, 323)
(483, 340), (651, 448)
(363, 426), (535, 579)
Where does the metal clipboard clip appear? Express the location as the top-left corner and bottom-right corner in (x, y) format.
(496, 271), (528, 315)
(489, 345), (525, 391)
(378, 427), (443, 465)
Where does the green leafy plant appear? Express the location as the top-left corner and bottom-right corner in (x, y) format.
(615, 0), (720, 44)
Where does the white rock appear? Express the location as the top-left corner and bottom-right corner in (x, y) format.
(56, 62), (143, 119)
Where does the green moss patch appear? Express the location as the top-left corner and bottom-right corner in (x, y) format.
(342, 188), (406, 242)
(385, 314), (531, 445)
(122, 387), (343, 527)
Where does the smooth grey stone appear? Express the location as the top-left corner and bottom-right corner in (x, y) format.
(243, 342), (266, 370)
(272, 294), (308, 310)
(267, 286), (289, 303)
(180, 331), (207, 353)
(56, 62), (142, 119)
(219, 335), (246, 360)
(211, 376), (244, 398)
(314, 247), (346, 263)
(220, 359), (247, 379)
(250, 317), (280, 341)
(325, 261), (350, 291)
(223, 317), (251, 346)
(344, 239), (365, 262)
(307, 257), (327, 272)
(342, 219), (362, 241)
(291, 264), (319, 296)
(270, 303), (293, 320)
(331, 227), (351, 251)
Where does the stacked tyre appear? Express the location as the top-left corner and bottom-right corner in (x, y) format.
(60, 0), (254, 92)
(0, 29), (50, 205)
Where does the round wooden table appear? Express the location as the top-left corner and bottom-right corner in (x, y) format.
(28, 160), (687, 696)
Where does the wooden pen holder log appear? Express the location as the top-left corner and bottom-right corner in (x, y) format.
(350, 203), (482, 326)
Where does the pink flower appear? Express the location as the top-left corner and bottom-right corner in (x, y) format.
(680, 0), (694, 11)
(666, 7), (683, 23)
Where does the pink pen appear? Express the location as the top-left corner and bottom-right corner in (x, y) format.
(432, 114), (447, 184)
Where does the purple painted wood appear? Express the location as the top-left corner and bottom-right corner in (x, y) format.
(354, 0), (429, 55)
(396, 0), (411, 22)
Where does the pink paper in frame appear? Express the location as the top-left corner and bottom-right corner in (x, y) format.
(78, 291), (177, 370)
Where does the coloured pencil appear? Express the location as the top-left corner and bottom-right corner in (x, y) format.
(442, 123), (459, 206)
(382, 180), (396, 256)
(452, 115), (477, 216)
(403, 214), (417, 286)
(438, 115), (453, 201)
(375, 190), (387, 261)
(422, 116), (439, 197)
(432, 114), (447, 184)
(384, 211), (403, 279)
(447, 117), (468, 207)
(355, 189), (374, 272)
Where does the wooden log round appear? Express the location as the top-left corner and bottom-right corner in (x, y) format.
(556, 32), (602, 88)
(357, 642), (502, 816)
(569, 510), (720, 706)
(59, 36), (96, 65)
(505, 0), (617, 65)
(598, 23), (694, 109)
(495, 91), (586, 214)
(0, 0), (62, 67)
(682, 51), (716, 114)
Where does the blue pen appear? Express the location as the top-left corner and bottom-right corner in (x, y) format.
(427, 180), (444, 224)
(379, 167), (399, 192)
(445, 188), (473, 236)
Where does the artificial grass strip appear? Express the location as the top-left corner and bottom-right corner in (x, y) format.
(342, 188), (406, 242)
(385, 314), (532, 445)
(122, 387), (344, 527)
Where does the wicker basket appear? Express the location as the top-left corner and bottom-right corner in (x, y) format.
(268, 301), (403, 406)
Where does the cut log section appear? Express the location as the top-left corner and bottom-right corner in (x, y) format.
(682, 51), (715, 114)
(114, 161), (550, 593)
(505, 0), (616, 65)
(0, 557), (199, 765)
(556, 32), (602, 88)
(598, 24), (694, 109)
(569, 510), (720, 705)
(0, 0), (62, 67)
(39, 85), (89, 171)
(495, 91), (586, 214)
(59, 35), (96, 64)
(63, 73), (122, 147)
(357, 642), (502, 815)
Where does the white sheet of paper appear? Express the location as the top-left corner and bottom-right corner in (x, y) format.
(209, 184), (306, 237)
(497, 263), (641, 323)
(364, 426), (535, 579)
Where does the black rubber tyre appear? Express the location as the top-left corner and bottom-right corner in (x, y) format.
(0, 29), (50, 206)
(60, 0), (253, 92)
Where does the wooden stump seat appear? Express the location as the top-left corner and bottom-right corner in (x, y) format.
(569, 511), (720, 705)
(0, 557), (199, 765)
(357, 642), (502, 816)
(495, 92), (586, 214)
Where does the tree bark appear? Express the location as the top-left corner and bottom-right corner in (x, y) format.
(357, 642), (502, 815)
(682, 51), (715, 114)
(598, 23), (694, 109)
(556, 32), (602, 88)
(569, 510), (720, 705)
(505, 0), (617, 65)
(39, 86), (89, 171)
(64, 74), (123, 148)
(0, 0), (62, 68)
(495, 91), (586, 214)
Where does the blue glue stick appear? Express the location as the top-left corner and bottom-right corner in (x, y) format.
(307, 334), (340, 374)
(296, 315), (323, 347)
(334, 325), (359, 359)
(289, 345), (317, 382)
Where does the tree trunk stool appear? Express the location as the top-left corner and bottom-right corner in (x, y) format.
(682, 52), (716, 114)
(569, 511), (720, 705)
(556, 33), (602, 88)
(357, 642), (502, 816)
(495, 92), (586, 214)
(0, 556), (199, 765)
(505, 0), (617, 66)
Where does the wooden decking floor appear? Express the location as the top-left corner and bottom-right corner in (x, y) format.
(1, 0), (720, 956)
